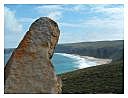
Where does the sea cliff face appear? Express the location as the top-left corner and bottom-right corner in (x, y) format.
(4, 17), (62, 93)
(55, 40), (124, 61)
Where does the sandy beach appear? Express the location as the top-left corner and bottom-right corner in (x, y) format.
(81, 55), (112, 65)
(72, 54), (112, 66)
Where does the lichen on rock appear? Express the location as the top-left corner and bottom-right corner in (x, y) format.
(4, 17), (62, 94)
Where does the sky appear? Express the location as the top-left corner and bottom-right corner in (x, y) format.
(4, 4), (124, 48)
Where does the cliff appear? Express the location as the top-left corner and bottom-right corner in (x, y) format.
(55, 40), (124, 61)
(4, 17), (62, 93)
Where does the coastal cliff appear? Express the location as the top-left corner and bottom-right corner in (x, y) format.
(55, 40), (123, 61)
(4, 17), (62, 93)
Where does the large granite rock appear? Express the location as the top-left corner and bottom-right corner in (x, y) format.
(4, 17), (62, 93)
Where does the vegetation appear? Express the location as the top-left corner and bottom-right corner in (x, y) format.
(55, 40), (124, 61)
(59, 61), (124, 94)
(58, 40), (124, 94)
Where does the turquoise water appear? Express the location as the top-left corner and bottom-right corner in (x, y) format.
(4, 49), (97, 74)
(52, 53), (79, 74)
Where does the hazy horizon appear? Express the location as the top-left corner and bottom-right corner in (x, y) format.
(4, 39), (123, 49)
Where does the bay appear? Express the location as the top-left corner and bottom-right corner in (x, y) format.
(4, 49), (97, 74)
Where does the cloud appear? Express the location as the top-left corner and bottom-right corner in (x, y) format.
(19, 17), (35, 23)
(4, 7), (24, 48)
(59, 5), (123, 43)
(35, 5), (63, 21)
(60, 22), (82, 28)
(72, 5), (83, 11)
(48, 11), (62, 21)
(61, 5), (123, 32)
(68, 5), (88, 12)
(61, 17), (123, 32)
(36, 5), (63, 11)
(92, 5), (124, 20)
(35, 5), (123, 42)
(4, 4), (124, 47)
(35, 5), (89, 21)
(4, 7), (23, 34)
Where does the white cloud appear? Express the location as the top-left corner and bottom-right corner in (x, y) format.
(48, 11), (62, 21)
(35, 5), (63, 21)
(60, 5), (123, 35)
(60, 22), (82, 28)
(92, 5), (124, 20)
(94, 5), (123, 14)
(61, 17), (123, 31)
(4, 7), (24, 48)
(35, 5), (87, 21)
(71, 5), (86, 12)
(4, 5), (123, 47)
(19, 17), (35, 23)
(4, 7), (23, 34)
(36, 5), (63, 11)
(34, 4), (124, 43)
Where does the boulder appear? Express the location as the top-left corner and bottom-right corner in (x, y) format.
(5, 17), (62, 94)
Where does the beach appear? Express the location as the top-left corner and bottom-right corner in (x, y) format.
(55, 53), (112, 70)
(66, 53), (112, 69)
(81, 55), (112, 65)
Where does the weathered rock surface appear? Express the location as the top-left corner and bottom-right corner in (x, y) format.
(4, 17), (62, 93)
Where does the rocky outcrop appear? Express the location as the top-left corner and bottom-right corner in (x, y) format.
(4, 17), (62, 93)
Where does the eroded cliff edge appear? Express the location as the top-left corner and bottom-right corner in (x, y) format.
(5, 17), (62, 93)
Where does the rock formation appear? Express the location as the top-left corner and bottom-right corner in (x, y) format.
(4, 17), (62, 93)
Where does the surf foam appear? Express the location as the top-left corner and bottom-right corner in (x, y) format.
(55, 53), (97, 69)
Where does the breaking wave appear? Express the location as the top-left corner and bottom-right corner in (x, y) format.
(55, 53), (97, 69)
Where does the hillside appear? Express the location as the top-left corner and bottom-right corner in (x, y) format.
(55, 40), (124, 61)
(60, 60), (124, 94)
(58, 40), (124, 94)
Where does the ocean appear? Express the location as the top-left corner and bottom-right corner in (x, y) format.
(4, 49), (97, 74)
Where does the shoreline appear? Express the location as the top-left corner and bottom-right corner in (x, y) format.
(70, 53), (112, 66)
(55, 53), (112, 70)
(81, 55), (112, 65)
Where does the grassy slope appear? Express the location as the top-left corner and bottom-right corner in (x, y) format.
(59, 61), (124, 94)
